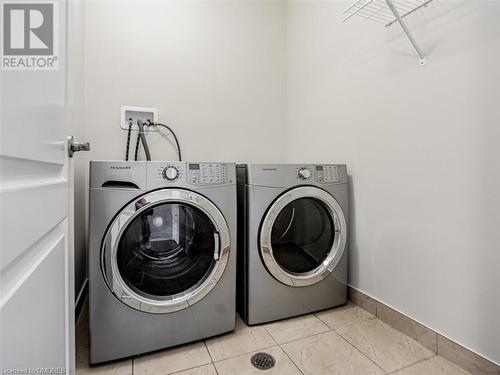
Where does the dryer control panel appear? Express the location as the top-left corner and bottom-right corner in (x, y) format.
(147, 161), (234, 189)
(245, 164), (347, 187)
(315, 165), (345, 184)
(188, 163), (228, 185)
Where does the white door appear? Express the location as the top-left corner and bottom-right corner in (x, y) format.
(0, 0), (85, 372)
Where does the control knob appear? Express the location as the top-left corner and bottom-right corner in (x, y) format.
(298, 168), (311, 180)
(163, 166), (179, 181)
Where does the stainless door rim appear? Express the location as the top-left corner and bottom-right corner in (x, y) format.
(260, 186), (347, 287)
(102, 188), (231, 313)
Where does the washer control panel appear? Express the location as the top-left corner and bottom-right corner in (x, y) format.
(148, 162), (234, 189)
(315, 165), (345, 184)
(188, 163), (228, 185)
(162, 165), (180, 181)
(152, 164), (184, 183)
(297, 167), (312, 180)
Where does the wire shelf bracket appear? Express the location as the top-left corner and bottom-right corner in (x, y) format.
(343, 0), (433, 66)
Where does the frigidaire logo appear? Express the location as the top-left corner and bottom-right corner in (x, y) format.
(1, 1), (59, 70)
(262, 168), (277, 171)
(110, 166), (131, 170)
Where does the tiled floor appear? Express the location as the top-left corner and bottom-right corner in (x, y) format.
(76, 302), (470, 375)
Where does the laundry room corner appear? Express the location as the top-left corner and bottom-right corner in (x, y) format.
(2, 0), (500, 373)
(82, 0), (287, 163)
(285, 0), (500, 366)
(76, 0), (289, 313)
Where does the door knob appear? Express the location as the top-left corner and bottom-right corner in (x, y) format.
(68, 136), (90, 158)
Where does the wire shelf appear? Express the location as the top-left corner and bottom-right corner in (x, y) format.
(343, 0), (432, 27)
(343, 0), (433, 65)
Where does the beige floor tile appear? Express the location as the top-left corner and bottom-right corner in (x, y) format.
(171, 364), (218, 375)
(77, 336), (132, 375)
(215, 346), (301, 375)
(377, 302), (437, 352)
(338, 319), (434, 373)
(133, 341), (212, 375)
(75, 315), (90, 368)
(76, 301), (132, 375)
(393, 356), (471, 374)
(205, 318), (276, 361)
(348, 287), (377, 315)
(77, 360), (133, 375)
(263, 314), (330, 344)
(437, 335), (500, 375)
(316, 303), (375, 330)
(282, 331), (385, 375)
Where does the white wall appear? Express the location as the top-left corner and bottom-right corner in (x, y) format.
(84, 0), (286, 163)
(81, 0), (286, 311)
(286, 0), (500, 364)
(82, 0), (500, 364)
(68, 0), (87, 304)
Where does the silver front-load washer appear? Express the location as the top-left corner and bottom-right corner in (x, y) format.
(236, 164), (348, 325)
(88, 161), (236, 363)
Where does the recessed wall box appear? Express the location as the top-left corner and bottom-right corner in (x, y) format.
(120, 106), (158, 130)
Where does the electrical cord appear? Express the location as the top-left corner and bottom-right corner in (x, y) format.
(146, 120), (182, 161)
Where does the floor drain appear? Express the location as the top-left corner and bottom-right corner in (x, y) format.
(250, 352), (275, 370)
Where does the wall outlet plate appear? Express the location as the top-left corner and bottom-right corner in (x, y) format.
(120, 106), (158, 130)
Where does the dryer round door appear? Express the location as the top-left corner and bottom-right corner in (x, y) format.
(101, 189), (231, 313)
(260, 186), (347, 287)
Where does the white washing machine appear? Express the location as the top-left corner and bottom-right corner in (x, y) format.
(236, 164), (348, 325)
(88, 161), (237, 363)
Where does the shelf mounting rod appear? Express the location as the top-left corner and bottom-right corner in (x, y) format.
(385, 0), (426, 65)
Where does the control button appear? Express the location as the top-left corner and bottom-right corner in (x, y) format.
(162, 166), (179, 181)
(298, 168), (311, 180)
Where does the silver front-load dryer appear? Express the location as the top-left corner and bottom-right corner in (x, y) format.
(88, 161), (237, 363)
(236, 164), (348, 325)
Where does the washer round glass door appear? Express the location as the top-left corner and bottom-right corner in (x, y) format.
(260, 186), (347, 287)
(101, 189), (230, 313)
